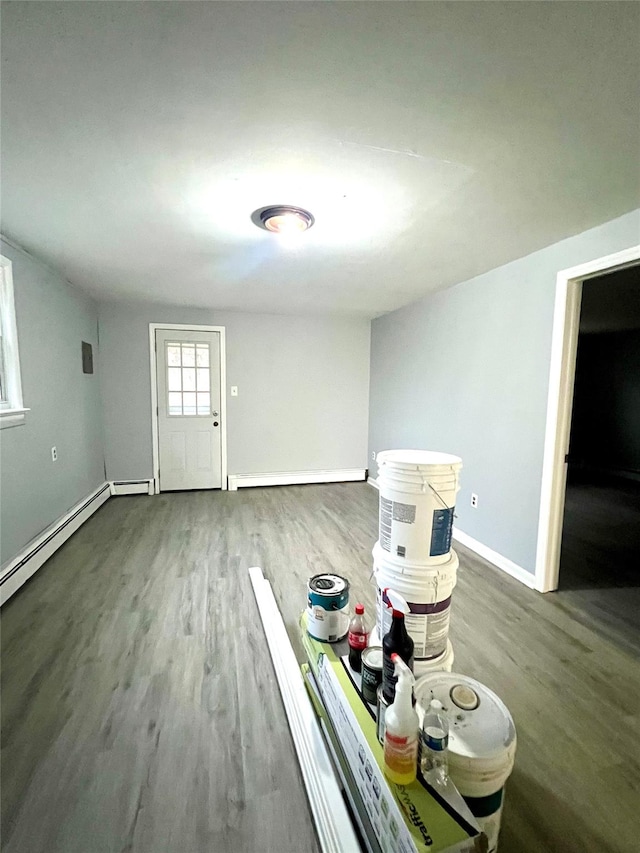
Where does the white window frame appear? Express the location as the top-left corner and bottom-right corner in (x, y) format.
(0, 255), (29, 429)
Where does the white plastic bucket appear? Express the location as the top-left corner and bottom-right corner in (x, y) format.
(373, 543), (458, 662)
(414, 639), (454, 676)
(414, 672), (517, 853)
(376, 449), (462, 565)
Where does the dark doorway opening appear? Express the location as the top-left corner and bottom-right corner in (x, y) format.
(557, 264), (640, 655)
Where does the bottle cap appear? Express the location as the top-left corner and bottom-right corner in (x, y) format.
(355, 603), (365, 614)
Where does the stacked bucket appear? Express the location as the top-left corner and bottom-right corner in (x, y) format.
(373, 449), (463, 676)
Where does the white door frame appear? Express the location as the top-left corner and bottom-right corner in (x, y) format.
(149, 323), (227, 494)
(535, 244), (640, 593)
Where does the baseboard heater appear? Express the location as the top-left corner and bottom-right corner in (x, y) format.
(227, 469), (367, 491)
(110, 479), (154, 496)
(0, 481), (111, 606)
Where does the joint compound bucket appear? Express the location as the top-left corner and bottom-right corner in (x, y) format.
(373, 542), (458, 662)
(414, 672), (517, 853)
(376, 449), (462, 565)
(306, 574), (350, 642)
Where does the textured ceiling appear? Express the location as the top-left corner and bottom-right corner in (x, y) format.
(1, 1), (639, 317)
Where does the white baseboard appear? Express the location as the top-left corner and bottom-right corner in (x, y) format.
(228, 468), (367, 491)
(367, 476), (379, 490)
(110, 479), (154, 496)
(452, 526), (536, 590)
(0, 482), (111, 605)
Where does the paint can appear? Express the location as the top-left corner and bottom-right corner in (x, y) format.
(376, 683), (389, 745)
(306, 573), (350, 642)
(361, 645), (383, 704)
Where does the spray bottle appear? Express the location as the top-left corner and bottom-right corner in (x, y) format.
(383, 654), (419, 785)
(382, 589), (414, 704)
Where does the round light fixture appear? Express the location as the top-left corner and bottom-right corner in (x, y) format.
(254, 205), (315, 234)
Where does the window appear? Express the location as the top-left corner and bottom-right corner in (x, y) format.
(166, 341), (211, 416)
(0, 255), (28, 428)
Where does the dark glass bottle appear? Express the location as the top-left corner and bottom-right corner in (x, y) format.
(382, 606), (414, 703)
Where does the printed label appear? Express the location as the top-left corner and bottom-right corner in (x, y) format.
(348, 631), (369, 649)
(379, 496), (393, 551)
(430, 507), (454, 556)
(378, 589), (451, 660)
(392, 501), (416, 524)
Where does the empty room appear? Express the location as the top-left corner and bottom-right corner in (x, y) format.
(1, 3), (638, 853)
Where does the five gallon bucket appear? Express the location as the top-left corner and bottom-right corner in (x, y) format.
(373, 542), (458, 662)
(414, 672), (517, 853)
(376, 449), (462, 564)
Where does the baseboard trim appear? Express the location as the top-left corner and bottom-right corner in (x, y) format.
(0, 482), (111, 605)
(110, 479), (154, 496)
(228, 468), (367, 491)
(367, 476), (379, 490)
(452, 527), (536, 590)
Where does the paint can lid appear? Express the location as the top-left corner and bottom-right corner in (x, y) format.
(362, 646), (383, 670)
(309, 573), (348, 594)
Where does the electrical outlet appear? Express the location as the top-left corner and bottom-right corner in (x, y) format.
(230, 386), (238, 397)
(371, 451), (376, 460)
(471, 493), (478, 508)
(51, 446), (58, 462)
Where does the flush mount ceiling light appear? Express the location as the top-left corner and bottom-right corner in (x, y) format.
(253, 205), (315, 234)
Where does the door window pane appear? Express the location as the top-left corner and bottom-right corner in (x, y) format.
(168, 392), (182, 415)
(182, 392), (197, 415)
(165, 341), (212, 416)
(168, 368), (182, 391)
(182, 367), (196, 391)
(182, 344), (195, 366)
(167, 345), (181, 366)
(197, 368), (209, 391)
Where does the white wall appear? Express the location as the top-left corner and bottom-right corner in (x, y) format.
(369, 209), (640, 575)
(98, 301), (370, 480)
(0, 238), (105, 565)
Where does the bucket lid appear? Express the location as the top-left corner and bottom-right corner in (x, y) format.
(414, 672), (516, 760)
(377, 449), (462, 469)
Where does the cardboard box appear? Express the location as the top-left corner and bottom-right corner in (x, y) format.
(301, 618), (485, 853)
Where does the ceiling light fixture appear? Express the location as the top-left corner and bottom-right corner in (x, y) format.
(255, 205), (315, 234)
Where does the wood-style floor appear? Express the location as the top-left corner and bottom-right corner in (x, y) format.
(2, 483), (639, 852)
(558, 477), (640, 657)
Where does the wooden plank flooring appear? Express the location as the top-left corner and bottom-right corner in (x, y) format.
(2, 483), (639, 852)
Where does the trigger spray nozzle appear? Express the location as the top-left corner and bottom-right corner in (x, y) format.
(384, 588), (410, 618)
(391, 653), (415, 690)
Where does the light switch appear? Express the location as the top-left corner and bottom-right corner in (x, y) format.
(231, 386), (238, 397)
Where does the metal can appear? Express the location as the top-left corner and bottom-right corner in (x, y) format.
(361, 645), (383, 704)
(307, 574), (350, 642)
(376, 684), (389, 745)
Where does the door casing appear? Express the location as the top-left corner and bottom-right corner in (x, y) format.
(535, 245), (640, 593)
(149, 323), (227, 494)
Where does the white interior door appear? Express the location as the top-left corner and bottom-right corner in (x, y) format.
(156, 329), (222, 491)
